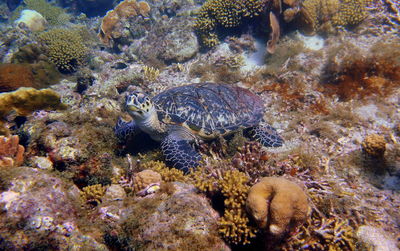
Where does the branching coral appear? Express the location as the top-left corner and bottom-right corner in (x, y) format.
(0, 135), (24, 167)
(141, 160), (188, 183)
(38, 28), (88, 73)
(80, 184), (106, 206)
(194, 0), (266, 47)
(299, 0), (371, 34)
(0, 87), (66, 135)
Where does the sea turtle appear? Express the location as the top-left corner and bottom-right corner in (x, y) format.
(115, 82), (283, 172)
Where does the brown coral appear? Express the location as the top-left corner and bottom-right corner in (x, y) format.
(133, 169), (162, 192)
(0, 135), (24, 167)
(0, 64), (36, 92)
(362, 134), (386, 158)
(246, 177), (309, 235)
(98, 0), (151, 46)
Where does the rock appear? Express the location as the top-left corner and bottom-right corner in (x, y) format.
(356, 225), (399, 251)
(103, 184), (126, 202)
(30, 156), (53, 170)
(0, 166), (106, 250)
(101, 182), (230, 250)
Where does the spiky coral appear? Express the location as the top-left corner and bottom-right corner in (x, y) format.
(38, 28), (88, 73)
(194, 0), (266, 47)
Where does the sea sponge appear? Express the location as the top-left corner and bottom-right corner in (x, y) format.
(15, 9), (47, 32)
(361, 134), (386, 158)
(38, 28), (88, 73)
(0, 87), (66, 135)
(98, 0), (151, 46)
(133, 169), (162, 192)
(0, 135), (25, 167)
(246, 177), (309, 235)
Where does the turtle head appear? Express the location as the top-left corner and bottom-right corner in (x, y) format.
(125, 91), (154, 120)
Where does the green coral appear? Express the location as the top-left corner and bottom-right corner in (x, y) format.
(23, 0), (70, 26)
(38, 28), (88, 73)
(194, 0), (265, 47)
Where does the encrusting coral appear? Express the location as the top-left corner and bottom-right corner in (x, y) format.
(361, 134), (386, 158)
(98, 0), (151, 46)
(0, 135), (24, 167)
(246, 177), (309, 236)
(0, 87), (66, 135)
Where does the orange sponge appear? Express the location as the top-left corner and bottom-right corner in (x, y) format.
(246, 177), (309, 235)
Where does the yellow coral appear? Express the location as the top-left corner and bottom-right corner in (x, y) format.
(194, 0), (265, 46)
(38, 28), (88, 72)
(143, 65), (160, 82)
(141, 160), (188, 182)
(361, 134), (386, 158)
(332, 0), (371, 27)
(80, 184), (106, 205)
(0, 87), (66, 135)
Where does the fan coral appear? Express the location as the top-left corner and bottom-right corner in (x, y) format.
(98, 0), (151, 46)
(246, 177), (309, 235)
(194, 0), (266, 47)
(38, 28), (88, 73)
(0, 87), (66, 135)
(361, 134), (386, 158)
(0, 135), (24, 167)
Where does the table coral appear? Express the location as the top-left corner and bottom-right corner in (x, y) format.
(0, 135), (24, 167)
(98, 0), (151, 46)
(246, 177), (309, 235)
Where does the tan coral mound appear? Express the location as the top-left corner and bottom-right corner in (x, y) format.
(133, 169), (162, 192)
(0, 135), (24, 167)
(246, 177), (309, 235)
(361, 134), (386, 158)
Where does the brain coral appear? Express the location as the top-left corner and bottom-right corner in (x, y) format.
(194, 0), (266, 47)
(38, 28), (88, 73)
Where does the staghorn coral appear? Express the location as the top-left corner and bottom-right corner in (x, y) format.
(38, 28), (88, 73)
(0, 87), (66, 135)
(246, 177), (309, 236)
(361, 134), (386, 158)
(98, 0), (151, 46)
(194, 0), (266, 47)
(143, 65), (160, 82)
(80, 184), (106, 206)
(0, 135), (24, 167)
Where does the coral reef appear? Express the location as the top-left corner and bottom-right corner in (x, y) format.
(361, 134), (386, 158)
(0, 63), (35, 92)
(132, 169), (162, 192)
(80, 184), (106, 206)
(0, 135), (24, 167)
(141, 160), (188, 183)
(0, 87), (66, 135)
(299, 0), (372, 34)
(98, 0), (151, 46)
(38, 28), (88, 73)
(19, 0), (69, 26)
(194, 0), (266, 47)
(15, 9), (47, 32)
(246, 177), (309, 235)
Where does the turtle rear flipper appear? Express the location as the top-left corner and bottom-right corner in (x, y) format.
(247, 123), (283, 147)
(161, 133), (201, 173)
(114, 117), (139, 143)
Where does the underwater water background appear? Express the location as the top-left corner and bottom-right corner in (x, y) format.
(0, 0), (399, 250)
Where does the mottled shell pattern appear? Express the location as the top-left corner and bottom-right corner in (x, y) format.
(152, 83), (265, 139)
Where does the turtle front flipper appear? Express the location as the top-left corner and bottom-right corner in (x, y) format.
(161, 134), (202, 173)
(114, 117), (139, 143)
(247, 123), (283, 147)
